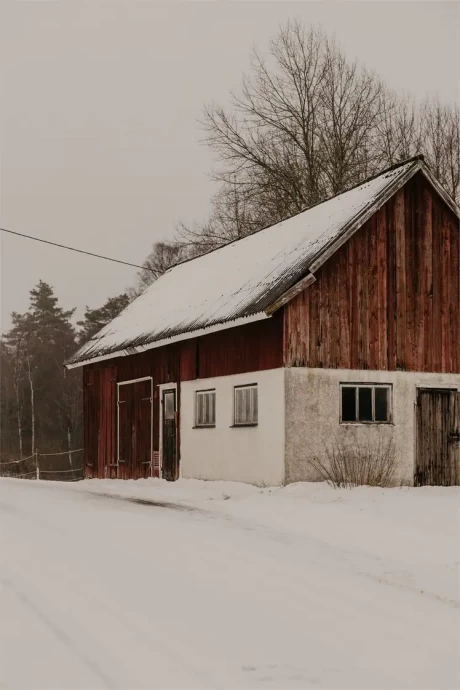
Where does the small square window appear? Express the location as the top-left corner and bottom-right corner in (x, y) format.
(195, 390), (216, 427)
(340, 384), (392, 424)
(234, 385), (258, 426)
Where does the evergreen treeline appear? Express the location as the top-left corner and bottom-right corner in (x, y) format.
(0, 281), (128, 471)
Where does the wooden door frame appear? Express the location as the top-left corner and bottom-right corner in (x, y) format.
(117, 377), (153, 479)
(158, 382), (178, 479)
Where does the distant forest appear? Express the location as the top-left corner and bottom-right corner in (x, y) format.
(0, 282), (130, 470)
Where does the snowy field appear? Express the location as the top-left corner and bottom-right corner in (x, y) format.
(1, 477), (459, 689)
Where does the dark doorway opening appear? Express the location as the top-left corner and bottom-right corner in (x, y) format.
(161, 387), (178, 481)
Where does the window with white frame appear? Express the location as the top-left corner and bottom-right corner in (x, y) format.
(234, 384), (258, 426)
(195, 389), (216, 427)
(340, 384), (392, 423)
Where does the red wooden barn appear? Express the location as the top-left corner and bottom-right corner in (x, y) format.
(67, 156), (460, 486)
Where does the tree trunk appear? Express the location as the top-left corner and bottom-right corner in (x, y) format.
(67, 426), (73, 468)
(13, 340), (24, 460)
(14, 378), (23, 460)
(26, 352), (35, 455)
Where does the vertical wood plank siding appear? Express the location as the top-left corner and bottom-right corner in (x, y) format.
(284, 173), (460, 372)
(82, 312), (283, 477)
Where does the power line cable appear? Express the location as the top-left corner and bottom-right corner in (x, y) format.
(0, 227), (153, 273)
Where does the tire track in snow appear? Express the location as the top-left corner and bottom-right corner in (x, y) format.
(0, 575), (116, 689)
(83, 486), (460, 610)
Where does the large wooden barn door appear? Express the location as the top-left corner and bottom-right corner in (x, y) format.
(415, 389), (460, 486)
(161, 387), (178, 481)
(117, 378), (153, 479)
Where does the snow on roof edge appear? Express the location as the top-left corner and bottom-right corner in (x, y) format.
(66, 312), (270, 369)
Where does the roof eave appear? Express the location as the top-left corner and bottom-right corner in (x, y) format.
(65, 311), (271, 369)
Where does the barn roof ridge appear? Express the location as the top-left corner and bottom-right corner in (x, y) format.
(166, 155), (428, 274)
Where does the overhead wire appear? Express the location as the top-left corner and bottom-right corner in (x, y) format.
(0, 227), (153, 273)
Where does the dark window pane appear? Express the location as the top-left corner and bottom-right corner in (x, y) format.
(375, 387), (389, 422)
(358, 387), (373, 421)
(341, 387), (356, 422)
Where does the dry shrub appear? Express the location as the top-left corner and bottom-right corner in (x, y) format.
(309, 435), (397, 488)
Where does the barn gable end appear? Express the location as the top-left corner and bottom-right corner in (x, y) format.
(283, 171), (460, 373)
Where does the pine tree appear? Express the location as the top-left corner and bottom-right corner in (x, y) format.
(77, 293), (130, 345)
(28, 281), (78, 456)
(1, 283), (133, 470)
(1, 281), (80, 461)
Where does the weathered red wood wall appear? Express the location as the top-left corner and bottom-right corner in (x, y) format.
(83, 312), (283, 477)
(284, 172), (460, 373)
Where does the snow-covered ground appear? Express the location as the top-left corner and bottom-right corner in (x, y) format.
(1, 477), (459, 689)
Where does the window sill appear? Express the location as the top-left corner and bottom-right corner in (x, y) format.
(230, 423), (259, 428)
(192, 425), (216, 429)
(340, 421), (394, 426)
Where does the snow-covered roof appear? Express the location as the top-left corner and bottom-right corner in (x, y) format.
(67, 156), (459, 368)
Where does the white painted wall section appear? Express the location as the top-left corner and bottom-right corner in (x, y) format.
(180, 368), (285, 486)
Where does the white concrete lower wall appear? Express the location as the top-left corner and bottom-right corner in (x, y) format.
(285, 368), (460, 485)
(180, 368), (285, 486)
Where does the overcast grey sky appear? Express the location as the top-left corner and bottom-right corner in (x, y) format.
(1, 0), (459, 332)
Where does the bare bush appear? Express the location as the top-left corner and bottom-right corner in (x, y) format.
(308, 435), (397, 488)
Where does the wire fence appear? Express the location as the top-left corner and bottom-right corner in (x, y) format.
(0, 448), (84, 482)
(0, 453), (36, 466)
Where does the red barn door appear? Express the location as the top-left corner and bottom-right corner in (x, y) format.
(117, 378), (153, 479)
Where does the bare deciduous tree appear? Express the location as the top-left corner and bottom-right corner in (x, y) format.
(177, 20), (459, 255)
(133, 242), (188, 295)
(420, 100), (460, 203)
(178, 181), (261, 252)
(199, 22), (388, 241)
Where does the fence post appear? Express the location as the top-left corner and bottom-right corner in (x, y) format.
(35, 449), (39, 481)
